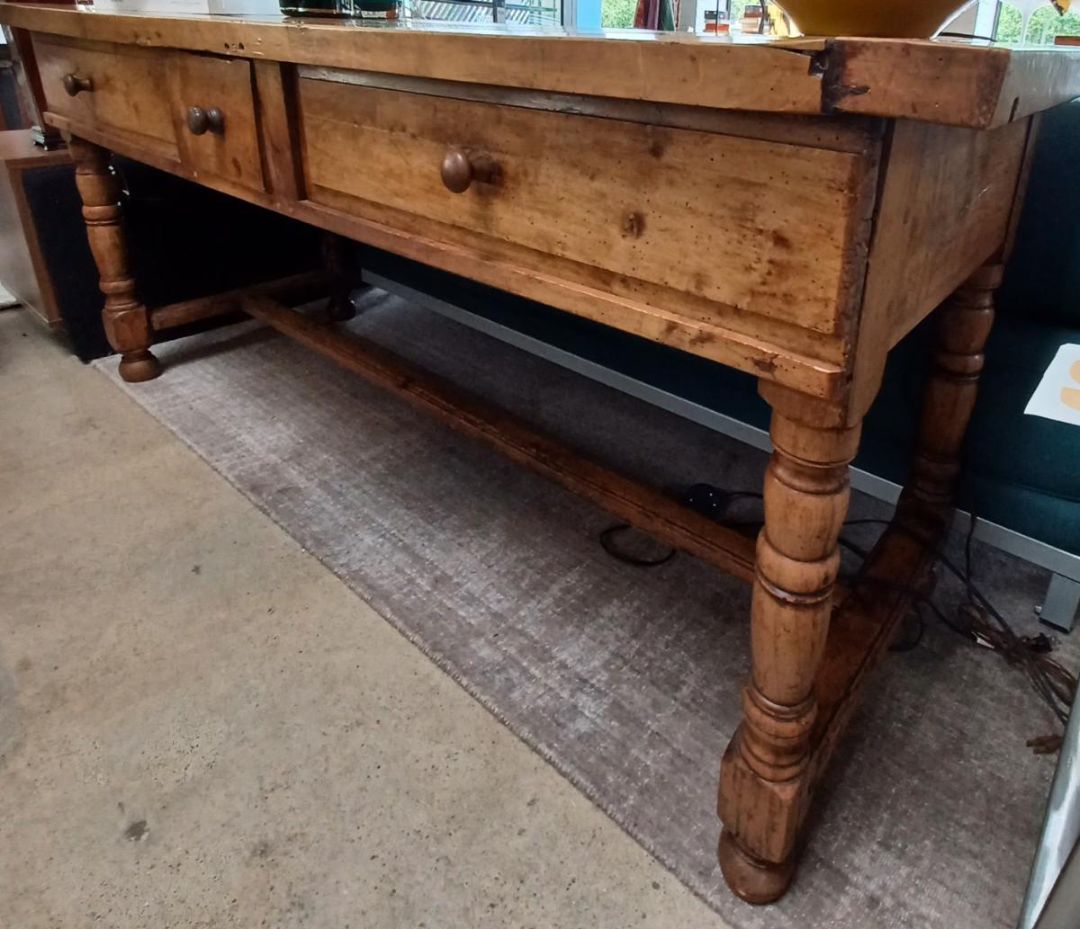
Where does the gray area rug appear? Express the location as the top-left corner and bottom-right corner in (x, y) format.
(96, 291), (1078, 929)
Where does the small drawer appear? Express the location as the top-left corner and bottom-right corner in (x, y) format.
(33, 35), (178, 161)
(167, 52), (265, 194)
(34, 37), (264, 193)
(297, 76), (872, 336)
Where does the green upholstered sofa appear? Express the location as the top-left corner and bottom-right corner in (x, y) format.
(356, 101), (1080, 631)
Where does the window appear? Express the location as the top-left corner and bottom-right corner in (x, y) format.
(403, 0), (561, 25)
(995, 2), (1080, 44)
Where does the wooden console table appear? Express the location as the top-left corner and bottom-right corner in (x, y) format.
(4, 3), (1079, 902)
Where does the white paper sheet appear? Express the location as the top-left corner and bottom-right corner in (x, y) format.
(1024, 343), (1080, 427)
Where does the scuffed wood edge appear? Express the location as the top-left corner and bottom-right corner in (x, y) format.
(820, 38), (1010, 129)
(993, 50), (1080, 130)
(820, 37), (1080, 126)
(822, 38), (1080, 129)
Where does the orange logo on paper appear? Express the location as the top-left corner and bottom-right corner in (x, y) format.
(1063, 360), (1080, 412)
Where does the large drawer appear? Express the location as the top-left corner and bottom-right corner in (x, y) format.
(34, 36), (265, 193)
(297, 76), (874, 336)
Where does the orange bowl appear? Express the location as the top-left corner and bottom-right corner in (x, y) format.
(776, 0), (975, 37)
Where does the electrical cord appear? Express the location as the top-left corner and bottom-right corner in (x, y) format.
(599, 483), (1078, 746)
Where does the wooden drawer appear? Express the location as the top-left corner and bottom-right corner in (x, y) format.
(297, 77), (874, 336)
(167, 52), (265, 193)
(34, 35), (178, 162)
(34, 37), (264, 193)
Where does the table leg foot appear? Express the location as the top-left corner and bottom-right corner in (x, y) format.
(325, 292), (356, 322)
(118, 349), (162, 383)
(718, 829), (794, 905)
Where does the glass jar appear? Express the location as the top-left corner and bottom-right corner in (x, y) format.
(739, 3), (764, 33)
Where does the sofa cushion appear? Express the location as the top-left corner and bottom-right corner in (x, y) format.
(998, 99), (1080, 329)
(958, 317), (1080, 552)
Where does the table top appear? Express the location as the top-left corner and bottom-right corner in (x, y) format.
(4, 3), (1080, 127)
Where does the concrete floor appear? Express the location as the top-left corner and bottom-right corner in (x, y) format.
(0, 308), (729, 929)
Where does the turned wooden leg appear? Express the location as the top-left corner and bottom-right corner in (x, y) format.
(899, 263), (1001, 529)
(69, 136), (160, 383)
(322, 232), (357, 322)
(716, 263), (1000, 904)
(718, 395), (861, 904)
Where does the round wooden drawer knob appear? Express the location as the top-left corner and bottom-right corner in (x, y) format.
(440, 147), (501, 193)
(62, 74), (94, 97)
(186, 105), (225, 136)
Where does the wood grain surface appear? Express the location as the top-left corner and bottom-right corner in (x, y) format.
(299, 78), (875, 337)
(26, 2), (1071, 905)
(167, 52), (265, 192)
(5, 4), (1080, 127)
(33, 35), (178, 161)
